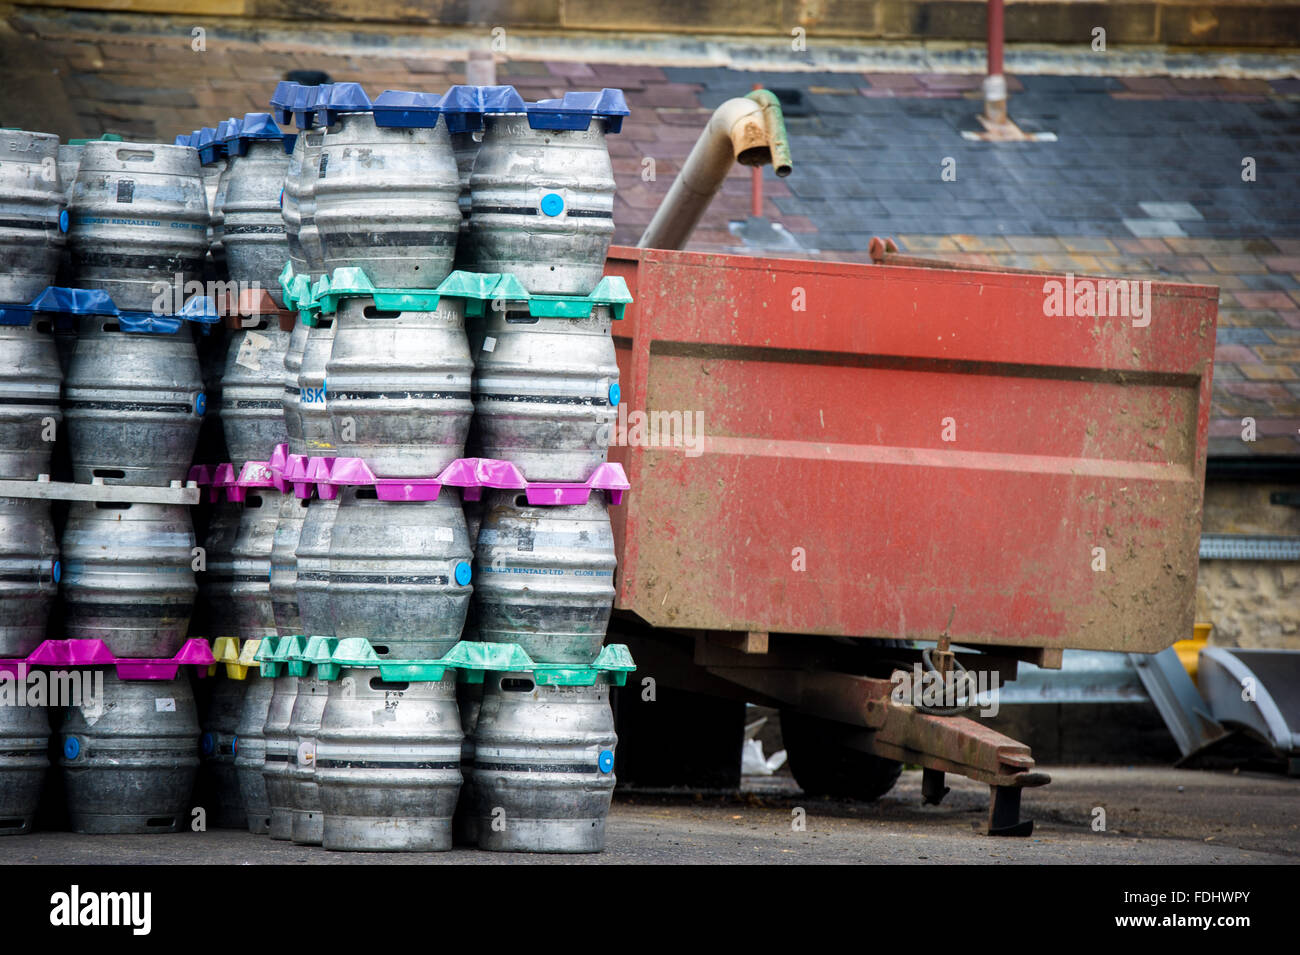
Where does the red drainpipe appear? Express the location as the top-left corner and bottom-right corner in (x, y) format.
(983, 0), (1008, 126)
(751, 82), (763, 218)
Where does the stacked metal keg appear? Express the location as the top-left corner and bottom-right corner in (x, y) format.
(3, 82), (632, 852)
(190, 113), (297, 831)
(457, 87), (627, 853)
(57, 133), (211, 835)
(0, 128), (72, 835)
(262, 82), (475, 850)
(0, 128), (216, 836)
(269, 82), (632, 853)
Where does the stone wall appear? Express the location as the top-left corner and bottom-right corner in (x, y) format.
(17, 0), (1300, 47)
(1196, 481), (1300, 649)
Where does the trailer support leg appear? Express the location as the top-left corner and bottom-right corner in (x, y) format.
(987, 785), (1033, 837)
(697, 659), (1050, 837)
(921, 768), (950, 806)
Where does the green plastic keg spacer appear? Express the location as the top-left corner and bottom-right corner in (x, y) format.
(298, 264), (632, 321)
(253, 635), (289, 677)
(309, 637), (636, 685)
(68, 133), (124, 145)
(301, 636), (340, 680)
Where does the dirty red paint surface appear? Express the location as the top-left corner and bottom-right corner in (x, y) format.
(605, 246), (1218, 654)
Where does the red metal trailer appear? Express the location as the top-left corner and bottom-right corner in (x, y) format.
(603, 244), (1218, 832)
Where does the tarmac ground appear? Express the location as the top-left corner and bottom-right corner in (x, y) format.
(3, 766), (1296, 865)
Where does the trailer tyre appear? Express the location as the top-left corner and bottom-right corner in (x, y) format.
(780, 709), (903, 801)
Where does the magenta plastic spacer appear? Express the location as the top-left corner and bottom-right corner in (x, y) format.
(116, 639), (216, 680)
(186, 464), (220, 502)
(211, 463), (237, 501)
(235, 460), (276, 503)
(28, 639), (116, 666)
(524, 462), (631, 506)
(305, 456), (336, 498)
(468, 457), (528, 489)
(374, 479), (444, 502)
(432, 457), (496, 501)
(283, 454), (313, 498)
(267, 443), (291, 492)
(325, 456), (376, 486)
(324, 456), (446, 501)
(256, 455), (632, 506)
(9, 638), (216, 680)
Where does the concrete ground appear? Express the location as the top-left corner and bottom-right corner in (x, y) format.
(3, 766), (1296, 864)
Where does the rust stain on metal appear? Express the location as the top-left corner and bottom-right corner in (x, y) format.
(605, 246), (1217, 654)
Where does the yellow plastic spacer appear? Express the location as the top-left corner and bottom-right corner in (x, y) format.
(236, 638), (264, 678)
(210, 637), (251, 680)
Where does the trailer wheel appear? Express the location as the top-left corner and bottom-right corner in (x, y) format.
(780, 709), (903, 800)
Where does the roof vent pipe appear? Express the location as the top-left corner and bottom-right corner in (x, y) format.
(637, 88), (792, 251)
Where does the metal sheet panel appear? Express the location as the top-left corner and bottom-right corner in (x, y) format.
(605, 246), (1217, 653)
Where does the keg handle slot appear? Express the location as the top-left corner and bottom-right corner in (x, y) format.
(117, 149), (156, 162)
(501, 677), (535, 693)
(93, 501), (132, 510)
(102, 321), (121, 333)
(362, 306), (402, 320)
(369, 677), (409, 691)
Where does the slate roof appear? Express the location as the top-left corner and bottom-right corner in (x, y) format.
(3, 9), (1298, 457)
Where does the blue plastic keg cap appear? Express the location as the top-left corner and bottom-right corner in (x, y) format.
(200, 732), (215, 756)
(29, 286), (118, 317)
(372, 90), (443, 129)
(58, 210), (68, 233)
(598, 750), (614, 773)
(231, 735), (238, 756)
(528, 89), (630, 133)
(52, 560), (61, 584)
(269, 80), (298, 122)
(540, 193), (564, 217)
(315, 82), (373, 125)
(238, 112), (282, 140)
(608, 383), (620, 406)
(454, 561), (472, 586)
(195, 393), (207, 416)
(216, 117), (242, 151)
(63, 736), (80, 760)
(438, 85), (530, 134)
(196, 126), (220, 164)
